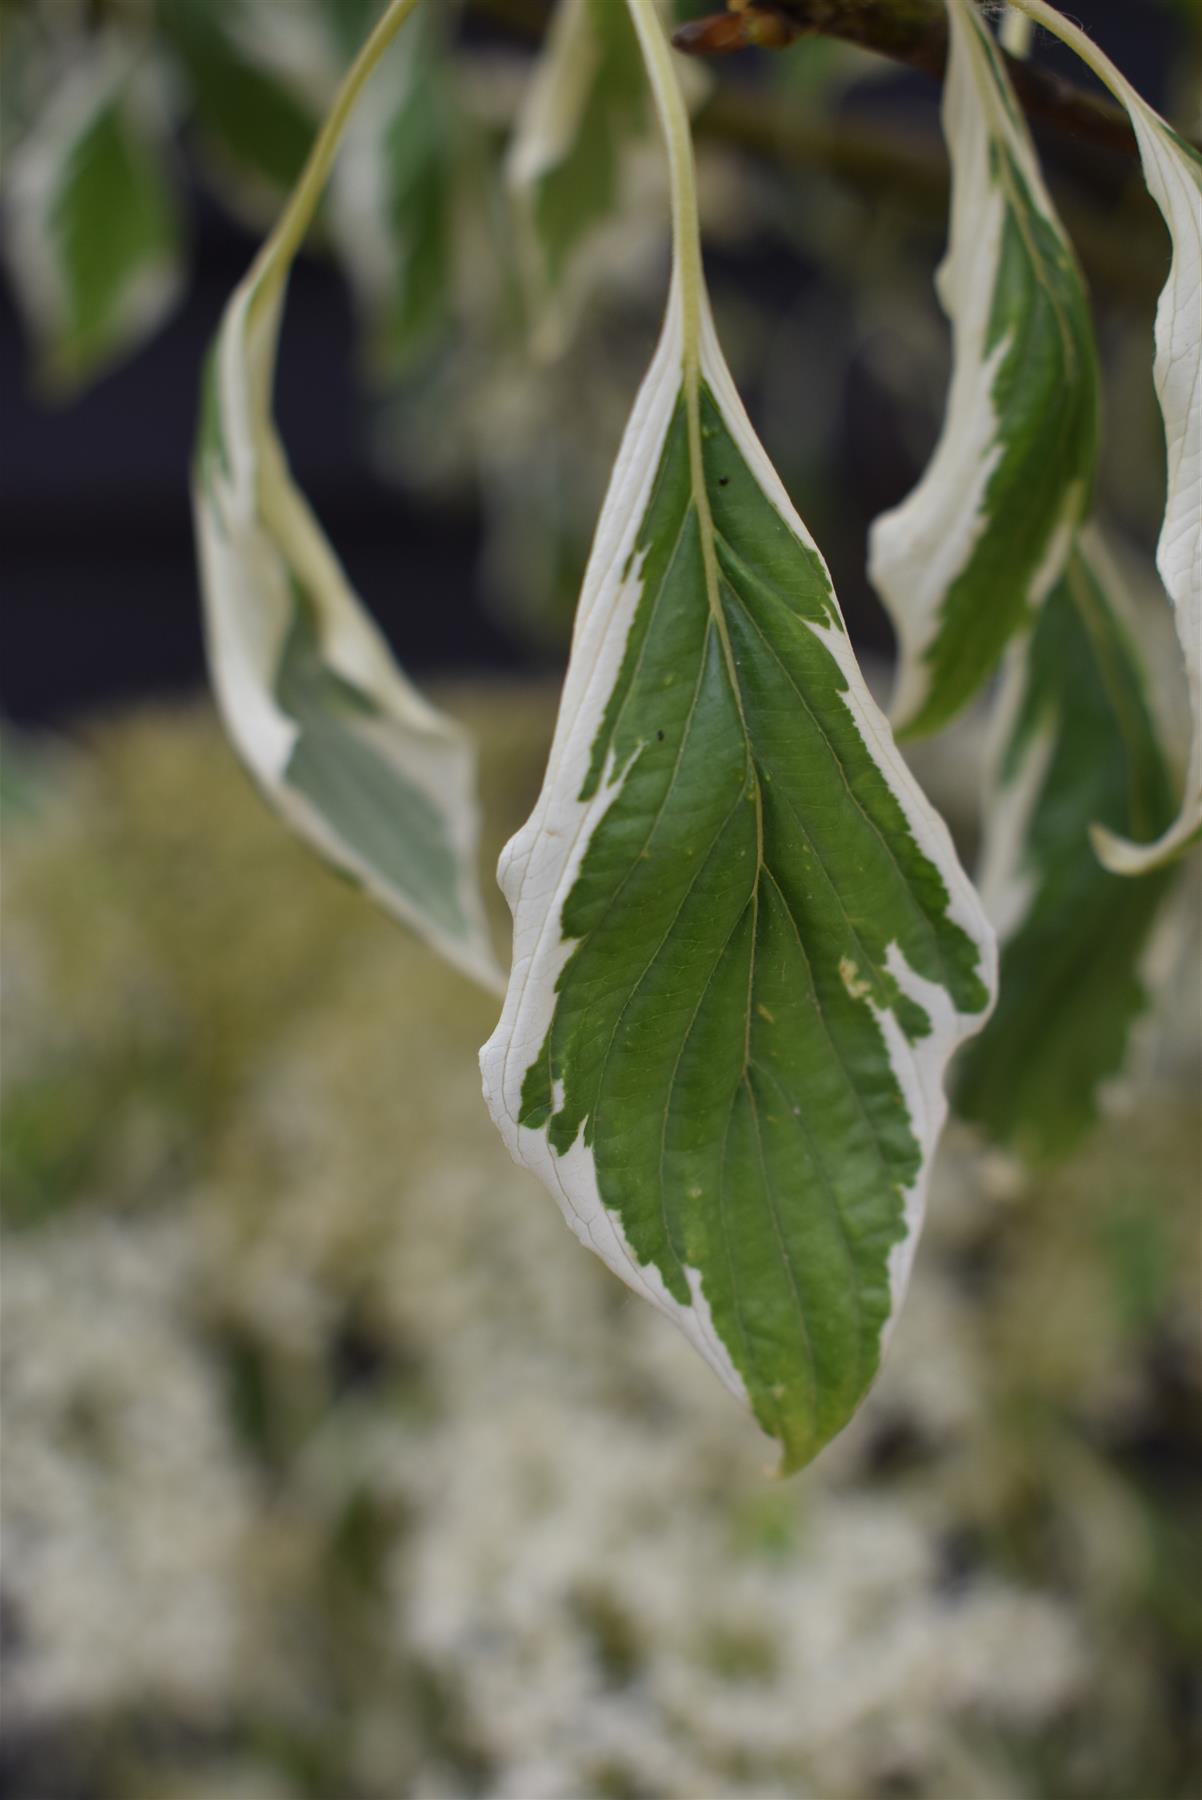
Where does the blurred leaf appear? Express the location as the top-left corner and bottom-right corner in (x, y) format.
(868, 0), (1098, 738)
(328, 3), (457, 374)
(158, 0), (319, 196)
(506, 0), (653, 355)
(3, 43), (183, 392)
(957, 534), (1178, 1162)
(195, 0), (504, 993)
(319, 0), (393, 60)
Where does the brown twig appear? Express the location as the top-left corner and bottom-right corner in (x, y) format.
(673, 1), (1149, 159)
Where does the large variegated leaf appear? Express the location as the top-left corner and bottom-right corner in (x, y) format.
(195, 0), (503, 994)
(481, 0), (996, 1473)
(506, 0), (654, 355)
(868, 0), (1098, 739)
(957, 533), (1177, 1161)
(1009, 0), (1201, 872)
(4, 44), (182, 391)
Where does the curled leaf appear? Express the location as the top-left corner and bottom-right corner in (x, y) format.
(195, 0), (503, 994)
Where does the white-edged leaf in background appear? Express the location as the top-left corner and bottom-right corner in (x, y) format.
(4, 43), (183, 392)
(957, 531), (1179, 1161)
(1008, 0), (1201, 872)
(328, 2), (457, 374)
(482, 0), (996, 1474)
(868, 0), (1098, 739)
(195, 0), (504, 995)
(507, 0), (667, 357)
(159, 0), (319, 202)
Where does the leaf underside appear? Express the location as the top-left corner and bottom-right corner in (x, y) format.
(490, 369), (993, 1472)
(195, 300), (500, 991)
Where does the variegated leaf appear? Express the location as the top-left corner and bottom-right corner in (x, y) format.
(868, 0), (1098, 739)
(4, 44), (182, 392)
(1009, 0), (1201, 872)
(957, 532), (1177, 1161)
(160, 0), (319, 199)
(327, 2), (456, 374)
(195, 0), (503, 994)
(481, 0), (996, 1473)
(506, 0), (663, 356)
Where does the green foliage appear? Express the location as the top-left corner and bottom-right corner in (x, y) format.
(158, 0), (319, 193)
(957, 543), (1177, 1161)
(5, 53), (182, 390)
(870, 0), (1098, 738)
(506, 388), (990, 1469)
(5, 0), (1198, 1469)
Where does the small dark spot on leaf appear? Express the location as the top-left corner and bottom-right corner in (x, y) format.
(656, 729), (665, 742)
(718, 475), (730, 487)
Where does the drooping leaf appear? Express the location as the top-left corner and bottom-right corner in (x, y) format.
(506, 0), (657, 355)
(481, 0), (996, 1474)
(327, 2), (457, 374)
(194, 0), (503, 994)
(956, 533), (1178, 1161)
(159, 0), (319, 198)
(4, 44), (183, 391)
(868, 0), (1098, 739)
(1009, 0), (1201, 872)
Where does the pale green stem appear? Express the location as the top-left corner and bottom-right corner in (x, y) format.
(623, 0), (705, 378)
(248, 0), (424, 313)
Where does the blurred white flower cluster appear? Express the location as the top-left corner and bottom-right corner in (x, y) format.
(2, 699), (1197, 1799)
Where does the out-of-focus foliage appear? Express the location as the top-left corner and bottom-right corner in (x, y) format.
(2, 693), (1200, 1797)
(957, 536), (1178, 1162)
(2, 13), (1199, 1773)
(193, 0), (504, 995)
